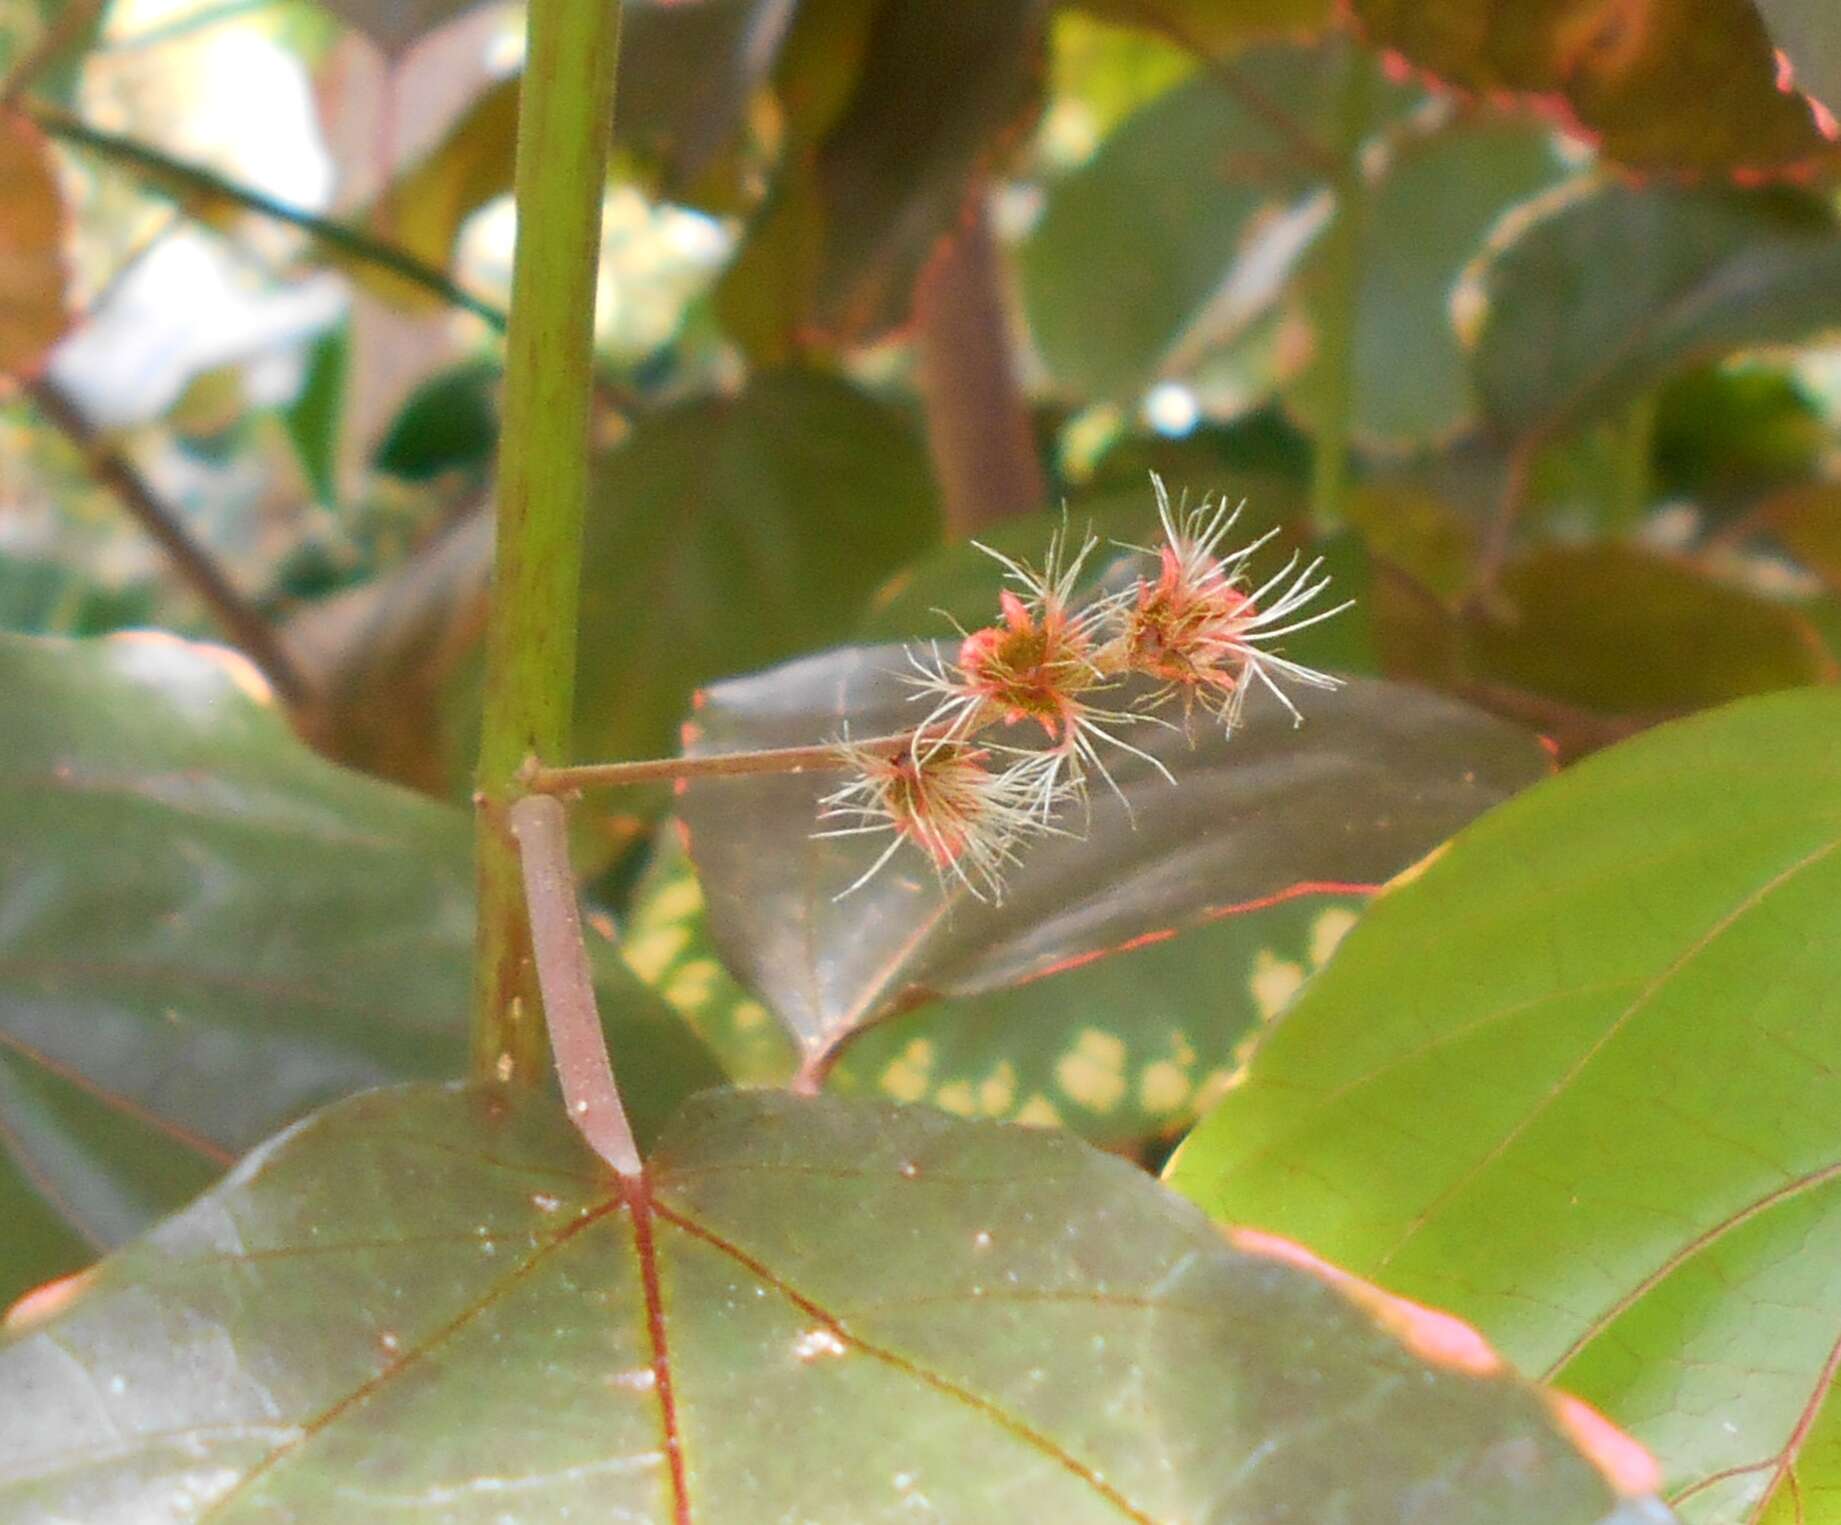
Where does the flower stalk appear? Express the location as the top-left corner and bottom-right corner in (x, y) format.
(535, 473), (1352, 907)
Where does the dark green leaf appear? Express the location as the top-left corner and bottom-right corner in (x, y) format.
(1650, 364), (1825, 507)
(1018, 53), (1326, 398)
(575, 370), (940, 767)
(1288, 119), (1566, 443)
(1461, 545), (1833, 715)
(371, 360), (499, 482)
(0, 632), (719, 1302)
(280, 327), (347, 508)
(720, 0), (1048, 346)
(288, 510), (493, 794)
(679, 641), (1548, 1058)
(857, 491), (1167, 642)
(1167, 688), (1841, 1520)
(616, 0), (796, 203)
(0, 1083), (1671, 1523)
(1467, 181), (1841, 443)
(1377, 542), (1834, 718)
(1350, 0), (1834, 174)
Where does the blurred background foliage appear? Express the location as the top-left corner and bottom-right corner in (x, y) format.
(6, 0), (1841, 1132)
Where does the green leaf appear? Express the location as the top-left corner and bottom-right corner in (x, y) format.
(626, 827), (1369, 1150)
(1166, 689), (1841, 1519)
(1288, 119), (1567, 444)
(1350, 0), (1834, 175)
(678, 642), (1549, 1059)
(1750, 0), (1841, 131)
(1469, 545), (1832, 714)
(371, 359), (499, 482)
(720, 0), (1048, 346)
(616, 0), (796, 205)
(1467, 180), (1841, 444)
(280, 327), (347, 508)
(1017, 53), (1326, 398)
(0, 632), (719, 1303)
(1044, 9), (1199, 144)
(574, 370), (940, 767)
(621, 831), (798, 1088)
(1377, 542), (1834, 719)
(0, 1082), (1672, 1523)
(857, 490), (1169, 642)
(288, 510), (493, 795)
(858, 477), (1374, 673)
(1076, 0), (1333, 51)
(1650, 364), (1825, 507)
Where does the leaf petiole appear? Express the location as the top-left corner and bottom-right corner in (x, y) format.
(508, 794), (642, 1178)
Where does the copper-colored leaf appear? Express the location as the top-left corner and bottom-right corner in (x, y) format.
(0, 114), (68, 380)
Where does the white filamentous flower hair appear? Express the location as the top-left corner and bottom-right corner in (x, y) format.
(816, 474), (1349, 898)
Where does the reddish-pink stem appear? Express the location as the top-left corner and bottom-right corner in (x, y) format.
(524, 730), (918, 795)
(508, 793), (641, 1177)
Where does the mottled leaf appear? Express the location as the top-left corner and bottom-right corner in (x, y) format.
(0, 632), (718, 1302)
(679, 642), (1548, 1058)
(574, 370), (940, 767)
(0, 114), (68, 379)
(0, 1083), (1672, 1523)
(1168, 689), (1841, 1522)
(828, 888), (1369, 1149)
(1351, 0), (1834, 175)
(1467, 180), (1841, 443)
(626, 829), (1369, 1150)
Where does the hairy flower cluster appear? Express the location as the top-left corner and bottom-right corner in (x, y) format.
(820, 474), (1351, 901)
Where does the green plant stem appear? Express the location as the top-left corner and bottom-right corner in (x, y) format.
(1307, 41), (1373, 531)
(527, 731), (916, 795)
(1607, 391), (1657, 531)
(27, 102), (508, 331)
(472, 0), (624, 1086)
